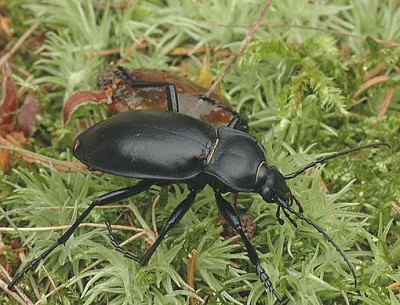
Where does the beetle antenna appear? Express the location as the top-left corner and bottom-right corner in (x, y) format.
(283, 142), (390, 180)
(285, 197), (357, 288)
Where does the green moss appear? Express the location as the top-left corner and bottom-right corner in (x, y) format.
(1, 0), (399, 304)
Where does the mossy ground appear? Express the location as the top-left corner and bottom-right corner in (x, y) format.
(0, 1), (399, 304)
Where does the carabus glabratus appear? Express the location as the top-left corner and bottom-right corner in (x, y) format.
(64, 65), (248, 130)
(8, 74), (389, 302)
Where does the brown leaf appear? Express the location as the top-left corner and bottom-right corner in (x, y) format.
(0, 63), (18, 132)
(17, 90), (42, 136)
(63, 90), (109, 124)
(0, 15), (11, 37)
(0, 145), (10, 171)
(391, 202), (400, 215)
(388, 282), (400, 291)
(0, 132), (27, 172)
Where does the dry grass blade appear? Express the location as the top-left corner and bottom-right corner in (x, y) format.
(354, 75), (390, 98)
(205, 0), (273, 97)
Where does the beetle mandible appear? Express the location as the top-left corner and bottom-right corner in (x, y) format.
(8, 76), (388, 301)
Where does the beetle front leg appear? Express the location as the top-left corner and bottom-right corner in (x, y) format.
(8, 180), (154, 290)
(275, 206), (284, 225)
(214, 191), (283, 302)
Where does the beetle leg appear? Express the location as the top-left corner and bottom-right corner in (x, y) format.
(127, 80), (179, 113)
(114, 66), (180, 113)
(292, 196), (304, 213)
(165, 83), (179, 112)
(199, 95), (248, 130)
(7, 180), (154, 290)
(275, 206), (284, 225)
(115, 66), (132, 80)
(227, 114), (246, 130)
(281, 208), (298, 228)
(139, 187), (202, 266)
(214, 191), (283, 302)
(105, 219), (141, 262)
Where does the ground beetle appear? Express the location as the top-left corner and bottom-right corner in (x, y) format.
(63, 65), (247, 130)
(8, 74), (388, 301)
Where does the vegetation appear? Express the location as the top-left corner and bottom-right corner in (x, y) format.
(0, 0), (399, 304)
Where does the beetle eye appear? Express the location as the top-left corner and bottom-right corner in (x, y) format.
(260, 186), (274, 203)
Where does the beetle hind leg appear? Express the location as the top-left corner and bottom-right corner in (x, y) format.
(7, 180), (154, 290)
(214, 190), (283, 302)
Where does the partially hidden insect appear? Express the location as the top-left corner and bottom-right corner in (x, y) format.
(8, 72), (389, 302)
(63, 65), (248, 130)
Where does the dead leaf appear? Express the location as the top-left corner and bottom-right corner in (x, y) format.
(0, 15), (11, 37)
(0, 63), (18, 132)
(18, 90), (42, 136)
(63, 90), (109, 124)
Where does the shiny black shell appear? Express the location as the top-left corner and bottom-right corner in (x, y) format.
(204, 127), (266, 192)
(73, 110), (216, 180)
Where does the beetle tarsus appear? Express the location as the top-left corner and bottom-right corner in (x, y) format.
(256, 264), (283, 302)
(105, 219), (140, 262)
(214, 191), (282, 301)
(8, 181), (153, 289)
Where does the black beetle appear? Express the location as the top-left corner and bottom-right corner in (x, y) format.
(8, 79), (388, 302)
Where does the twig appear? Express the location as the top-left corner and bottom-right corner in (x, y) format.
(42, 266), (62, 303)
(391, 202), (400, 215)
(1, 205), (133, 216)
(187, 249), (198, 305)
(128, 205), (155, 241)
(28, 268), (41, 301)
(378, 86), (395, 118)
(0, 20), (41, 67)
(33, 231), (146, 304)
(0, 222), (143, 233)
(198, 21), (400, 49)
(205, 0), (273, 97)
(0, 145), (85, 172)
(93, 0), (137, 9)
(0, 279), (34, 305)
(364, 61), (389, 81)
(0, 264), (34, 305)
(151, 194), (160, 235)
(353, 75), (390, 98)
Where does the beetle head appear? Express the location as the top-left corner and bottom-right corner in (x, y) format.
(256, 163), (292, 208)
